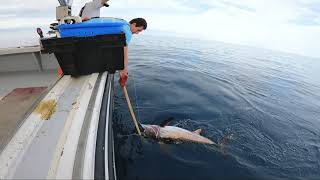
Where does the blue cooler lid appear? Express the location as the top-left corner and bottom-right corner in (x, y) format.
(58, 17), (129, 38)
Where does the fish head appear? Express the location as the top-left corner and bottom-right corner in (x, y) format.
(141, 124), (160, 139)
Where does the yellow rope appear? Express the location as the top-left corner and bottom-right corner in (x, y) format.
(122, 86), (142, 135)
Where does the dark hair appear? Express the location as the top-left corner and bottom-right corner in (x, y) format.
(129, 18), (147, 30)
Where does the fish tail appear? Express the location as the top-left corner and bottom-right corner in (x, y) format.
(218, 133), (234, 146)
(218, 133), (234, 155)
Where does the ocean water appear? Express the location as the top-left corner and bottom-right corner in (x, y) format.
(113, 34), (320, 180)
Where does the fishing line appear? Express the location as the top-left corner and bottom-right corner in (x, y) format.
(131, 72), (142, 123)
(121, 71), (144, 135)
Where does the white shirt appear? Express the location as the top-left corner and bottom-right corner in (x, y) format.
(80, 0), (104, 19)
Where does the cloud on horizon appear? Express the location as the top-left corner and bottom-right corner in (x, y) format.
(0, 0), (320, 58)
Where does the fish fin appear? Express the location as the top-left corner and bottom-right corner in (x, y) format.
(160, 117), (174, 127)
(193, 129), (202, 135)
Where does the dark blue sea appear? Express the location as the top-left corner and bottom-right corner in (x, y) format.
(113, 34), (320, 180)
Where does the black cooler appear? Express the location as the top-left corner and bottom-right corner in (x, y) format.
(41, 18), (128, 75)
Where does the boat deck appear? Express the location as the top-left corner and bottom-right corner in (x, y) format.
(0, 46), (116, 179)
(0, 47), (59, 152)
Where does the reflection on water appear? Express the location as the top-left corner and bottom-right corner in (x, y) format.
(113, 35), (320, 180)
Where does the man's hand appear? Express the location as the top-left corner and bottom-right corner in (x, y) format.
(119, 69), (128, 87)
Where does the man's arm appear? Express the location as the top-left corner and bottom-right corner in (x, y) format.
(123, 46), (128, 72)
(119, 46), (128, 86)
(101, 0), (108, 5)
(92, 0), (106, 8)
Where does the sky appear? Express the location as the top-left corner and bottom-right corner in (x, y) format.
(0, 0), (320, 58)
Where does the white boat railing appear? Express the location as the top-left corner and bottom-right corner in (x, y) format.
(0, 46), (59, 73)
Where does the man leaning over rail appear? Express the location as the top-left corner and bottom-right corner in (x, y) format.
(79, 0), (147, 87)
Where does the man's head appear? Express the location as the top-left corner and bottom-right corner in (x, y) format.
(129, 18), (147, 34)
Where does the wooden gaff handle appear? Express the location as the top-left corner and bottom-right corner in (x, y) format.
(122, 86), (142, 135)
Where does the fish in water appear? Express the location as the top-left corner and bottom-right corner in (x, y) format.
(139, 118), (234, 147)
(141, 124), (215, 145)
